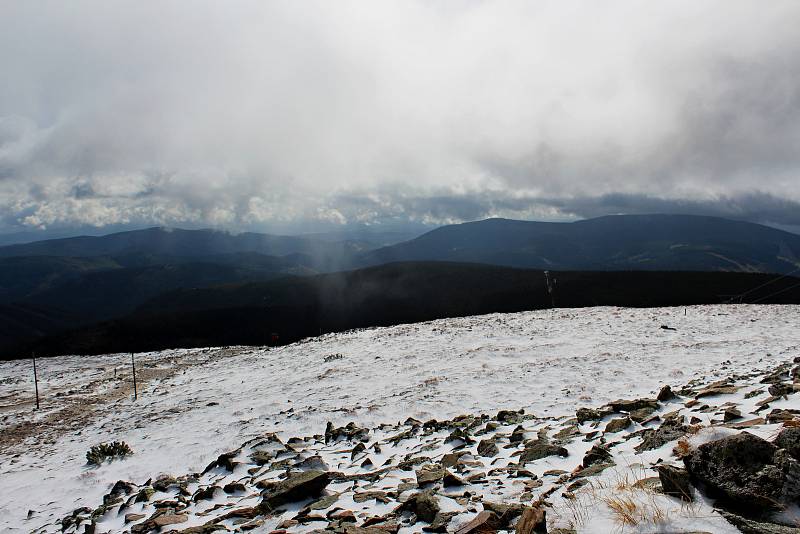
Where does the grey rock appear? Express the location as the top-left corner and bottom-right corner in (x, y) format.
(259, 470), (330, 511)
(683, 432), (800, 511)
(657, 464), (694, 502)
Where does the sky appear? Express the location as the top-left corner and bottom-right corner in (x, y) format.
(1, 1), (800, 238)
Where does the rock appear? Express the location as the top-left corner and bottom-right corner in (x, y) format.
(510, 426), (526, 443)
(605, 416), (632, 433)
(443, 471), (465, 487)
(193, 486), (218, 501)
(326, 422), (369, 443)
(723, 407), (742, 422)
(477, 439), (499, 457)
(447, 428), (475, 445)
(295, 455), (329, 472)
(135, 488), (155, 503)
(353, 491), (390, 504)
(514, 506), (547, 534)
(125, 513), (145, 523)
(718, 510), (800, 534)
(629, 407), (656, 423)
(351, 443), (366, 460)
(695, 385), (740, 398)
(152, 475), (178, 491)
(576, 407), (611, 424)
(441, 452), (465, 468)
(453, 511), (501, 534)
(657, 385), (676, 402)
(402, 491), (439, 523)
(496, 409), (524, 423)
(153, 514), (189, 527)
(416, 464), (446, 486)
(608, 398), (658, 412)
(423, 511), (457, 532)
(330, 510), (357, 522)
(683, 432), (800, 511)
(260, 470), (330, 511)
(767, 409), (800, 424)
(635, 416), (688, 452)
(250, 450), (273, 466)
(223, 482), (247, 494)
(775, 427), (800, 461)
(657, 464), (694, 502)
(582, 444), (612, 467)
(518, 439), (568, 464)
(482, 502), (525, 525)
(203, 451), (239, 474)
(769, 382), (798, 397)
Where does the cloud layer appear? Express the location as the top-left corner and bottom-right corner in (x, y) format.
(1, 1), (799, 232)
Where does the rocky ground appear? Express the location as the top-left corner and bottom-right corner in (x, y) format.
(3, 305), (800, 533)
(62, 355), (800, 534)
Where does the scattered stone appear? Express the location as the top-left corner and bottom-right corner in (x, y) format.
(605, 416), (632, 433)
(582, 444), (613, 467)
(629, 407), (656, 423)
(477, 439), (499, 458)
(695, 385), (740, 398)
(353, 491), (391, 504)
(401, 491), (439, 523)
(153, 514), (189, 528)
(576, 407), (611, 424)
(635, 416), (688, 452)
(514, 505), (546, 534)
(442, 471), (465, 487)
(608, 398), (658, 413)
(723, 407), (742, 422)
(260, 470), (330, 511)
(453, 511), (501, 534)
(518, 439), (568, 464)
(423, 511), (457, 532)
(657, 385), (676, 402)
(416, 465), (446, 486)
(767, 409), (800, 424)
(125, 513), (145, 523)
(768, 382), (798, 397)
(657, 464), (694, 502)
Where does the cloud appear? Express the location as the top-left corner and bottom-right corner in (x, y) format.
(1, 1), (799, 233)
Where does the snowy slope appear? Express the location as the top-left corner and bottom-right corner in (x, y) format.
(1, 304), (799, 532)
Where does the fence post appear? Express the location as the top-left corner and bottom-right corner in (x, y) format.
(131, 352), (138, 401)
(32, 353), (40, 410)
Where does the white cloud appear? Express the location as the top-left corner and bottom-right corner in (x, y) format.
(1, 1), (799, 232)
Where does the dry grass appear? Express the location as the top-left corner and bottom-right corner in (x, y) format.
(673, 438), (691, 458)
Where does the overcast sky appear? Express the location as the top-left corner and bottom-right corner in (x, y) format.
(1, 1), (799, 236)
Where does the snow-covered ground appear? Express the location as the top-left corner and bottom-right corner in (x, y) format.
(1, 304), (798, 533)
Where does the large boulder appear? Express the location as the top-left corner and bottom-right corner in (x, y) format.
(775, 427), (800, 461)
(683, 432), (800, 511)
(259, 470), (330, 511)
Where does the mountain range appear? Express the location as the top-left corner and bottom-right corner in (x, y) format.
(2, 214), (799, 358)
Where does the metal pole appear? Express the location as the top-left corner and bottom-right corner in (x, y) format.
(32, 353), (40, 410)
(131, 352), (138, 401)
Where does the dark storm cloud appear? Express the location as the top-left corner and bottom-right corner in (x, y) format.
(0, 1), (799, 233)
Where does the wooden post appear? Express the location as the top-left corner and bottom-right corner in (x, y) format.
(131, 352), (138, 401)
(32, 353), (40, 410)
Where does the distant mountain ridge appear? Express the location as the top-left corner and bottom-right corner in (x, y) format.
(362, 214), (800, 273)
(0, 226), (363, 269)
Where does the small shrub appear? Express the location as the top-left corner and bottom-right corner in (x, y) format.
(86, 441), (134, 465)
